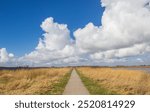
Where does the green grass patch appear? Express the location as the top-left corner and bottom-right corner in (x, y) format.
(76, 69), (117, 95)
(43, 69), (72, 95)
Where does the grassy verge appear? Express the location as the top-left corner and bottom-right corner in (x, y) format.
(76, 69), (117, 95)
(44, 69), (72, 95)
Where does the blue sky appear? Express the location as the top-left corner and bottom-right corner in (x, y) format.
(0, 0), (104, 56)
(0, 0), (149, 66)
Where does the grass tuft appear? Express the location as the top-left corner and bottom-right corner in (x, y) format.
(43, 69), (72, 95)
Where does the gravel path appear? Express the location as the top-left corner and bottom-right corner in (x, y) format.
(63, 69), (90, 95)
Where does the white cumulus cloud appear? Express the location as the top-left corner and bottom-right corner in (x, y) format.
(20, 17), (75, 66)
(36, 17), (70, 50)
(0, 48), (14, 64)
(74, 0), (150, 63)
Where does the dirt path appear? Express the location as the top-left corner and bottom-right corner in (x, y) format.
(63, 69), (90, 95)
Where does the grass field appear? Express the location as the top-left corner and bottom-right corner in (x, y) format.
(0, 68), (72, 95)
(77, 67), (150, 95)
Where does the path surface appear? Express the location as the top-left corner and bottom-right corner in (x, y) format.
(63, 69), (90, 95)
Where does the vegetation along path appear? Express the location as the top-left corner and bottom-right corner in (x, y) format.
(63, 69), (90, 95)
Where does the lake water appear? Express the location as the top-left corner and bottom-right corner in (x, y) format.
(126, 68), (150, 73)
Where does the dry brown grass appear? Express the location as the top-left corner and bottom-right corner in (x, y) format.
(77, 67), (150, 95)
(0, 68), (71, 95)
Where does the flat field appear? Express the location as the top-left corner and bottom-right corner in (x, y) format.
(77, 67), (150, 95)
(0, 68), (72, 95)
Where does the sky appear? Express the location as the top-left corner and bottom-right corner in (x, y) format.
(0, 0), (150, 67)
(0, 0), (104, 56)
